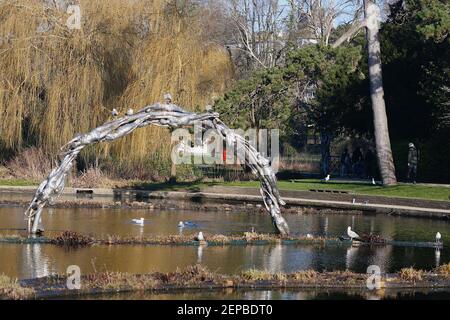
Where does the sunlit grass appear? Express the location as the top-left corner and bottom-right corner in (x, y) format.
(0, 177), (448, 201)
(222, 179), (450, 201)
(131, 179), (450, 201)
(0, 179), (37, 186)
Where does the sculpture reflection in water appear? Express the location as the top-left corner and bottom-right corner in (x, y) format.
(24, 101), (289, 236)
(23, 244), (52, 279)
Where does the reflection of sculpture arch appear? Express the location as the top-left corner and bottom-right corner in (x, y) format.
(24, 103), (290, 236)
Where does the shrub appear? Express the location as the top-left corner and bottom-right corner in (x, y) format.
(399, 267), (423, 282)
(6, 147), (52, 181)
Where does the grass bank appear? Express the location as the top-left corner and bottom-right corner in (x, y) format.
(0, 231), (337, 247)
(3, 264), (450, 300)
(0, 178), (448, 201)
(127, 179), (450, 201)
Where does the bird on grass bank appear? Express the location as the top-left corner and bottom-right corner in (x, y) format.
(132, 218), (145, 226)
(347, 226), (360, 242)
(436, 232), (442, 245)
(164, 93), (172, 105)
(194, 231), (205, 242)
(324, 174), (331, 182)
(111, 108), (119, 117)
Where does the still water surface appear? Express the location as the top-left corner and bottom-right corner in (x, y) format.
(0, 206), (448, 280)
(69, 288), (450, 300)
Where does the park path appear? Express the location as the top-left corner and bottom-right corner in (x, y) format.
(0, 184), (449, 219)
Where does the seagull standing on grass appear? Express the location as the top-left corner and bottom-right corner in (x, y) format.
(325, 174), (330, 182)
(436, 232), (442, 244)
(164, 93), (173, 105)
(347, 226), (360, 241)
(195, 231), (205, 241)
(132, 218), (145, 226)
(372, 178), (376, 185)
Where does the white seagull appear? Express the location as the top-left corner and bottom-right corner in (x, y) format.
(132, 217), (145, 226)
(164, 93), (172, 104)
(126, 108), (134, 116)
(372, 178), (376, 185)
(195, 231), (205, 241)
(436, 232), (442, 244)
(347, 226), (360, 241)
(325, 174), (331, 182)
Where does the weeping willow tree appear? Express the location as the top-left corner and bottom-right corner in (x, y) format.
(0, 0), (233, 177)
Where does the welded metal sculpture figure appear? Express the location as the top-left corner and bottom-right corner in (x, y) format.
(24, 102), (290, 236)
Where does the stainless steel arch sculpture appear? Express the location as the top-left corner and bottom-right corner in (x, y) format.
(24, 103), (290, 236)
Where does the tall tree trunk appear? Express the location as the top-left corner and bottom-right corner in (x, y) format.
(364, 0), (397, 185)
(320, 131), (332, 177)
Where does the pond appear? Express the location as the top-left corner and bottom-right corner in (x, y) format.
(0, 206), (448, 280)
(63, 288), (450, 300)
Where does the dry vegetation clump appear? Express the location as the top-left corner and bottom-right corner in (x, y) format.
(0, 274), (35, 300)
(5, 265), (448, 299)
(71, 166), (114, 188)
(43, 232), (337, 246)
(154, 265), (220, 286)
(0, 0), (233, 180)
(435, 263), (450, 278)
(0, 166), (12, 179)
(206, 234), (232, 244)
(241, 269), (273, 281)
(291, 270), (318, 283)
(399, 267), (424, 282)
(243, 231), (281, 242)
(51, 231), (94, 247)
(111, 235), (190, 245)
(5, 147), (52, 181)
(85, 272), (159, 292)
(102, 234), (123, 245)
(326, 270), (364, 285)
(360, 234), (386, 244)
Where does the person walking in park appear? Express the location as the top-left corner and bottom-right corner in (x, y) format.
(407, 143), (419, 184)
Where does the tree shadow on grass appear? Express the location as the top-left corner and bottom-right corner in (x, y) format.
(119, 179), (223, 193)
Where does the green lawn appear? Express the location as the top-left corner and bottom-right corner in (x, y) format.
(224, 179), (450, 201)
(132, 179), (449, 201)
(0, 179), (38, 187)
(0, 178), (448, 201)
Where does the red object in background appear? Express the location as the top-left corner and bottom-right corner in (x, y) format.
(223, 148), (227, 164)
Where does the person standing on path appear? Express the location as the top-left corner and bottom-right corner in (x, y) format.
(407, 143), (419, 184)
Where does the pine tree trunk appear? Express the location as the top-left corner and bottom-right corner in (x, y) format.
(364, 0), (397, 185)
